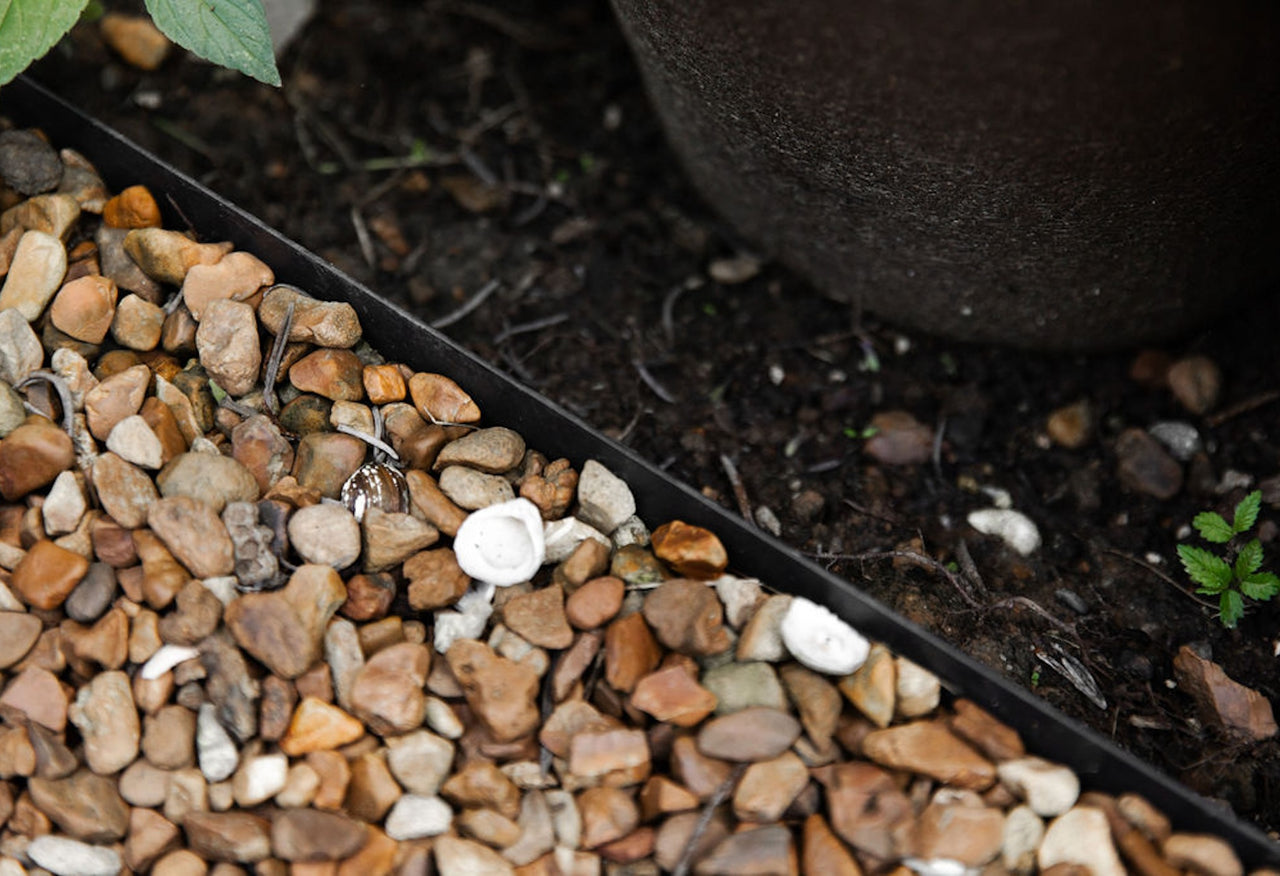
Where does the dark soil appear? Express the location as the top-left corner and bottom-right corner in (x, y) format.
(25, 0), (1280, 833)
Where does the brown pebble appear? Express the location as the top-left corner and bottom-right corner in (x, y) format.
(1167, 355), (1222, 415)
(103, 184), (162, 228)
(605, 611), (663, 694)
(566, 575), (625, 629)
(651, 520), (729, 579)
(643, 578), (731, 656)
(502, 584), (574, 649)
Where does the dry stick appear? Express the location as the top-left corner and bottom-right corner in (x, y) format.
(661, 286), (686, 348)
(671, 763), (749, 876)
(953, 537), (989, 596)
(493, 312), (569, 345)
(262, 299), (296, 417)
(821, 549), (984, 609)
(719, 454), (756, 526)
(350, 206), (377, 270)
(1205, 389), (1280, 428)
(632, 359), (678, 404)
(1101, 547), (1219, 611)
(431, 279), (501, 330)
(841, 498), (903, 528)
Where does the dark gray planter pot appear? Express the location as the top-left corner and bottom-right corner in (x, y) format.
(611, 0), (1280, 349)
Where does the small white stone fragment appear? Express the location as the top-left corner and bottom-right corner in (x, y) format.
(140, 644), (202, 680)
(610, 514), (650, 549)
(433, 586), (494, 654)
(575, 459), (636, 535)
(997, 756), (1080, 817)
(424, 696), (464, 739)
(780, 596), (870, 676)
(542, 516), (609, 563)
(384, 794), (454, 840)
(454, 497), (545, 587)
(1002, 804), (1045, 874)
(754, 505), (782, 536)
(197, 703), (239, 783)
(27, 834), (122, 876)
(966, 508), (1041, 556)
(323, 617), (364, 711)
(895, 656), (943, 718)
(1147, 421), (1202, 462)
(903, 858), (970, 876)
(712, 575), (767, 629)
(201, 576), (239, 606)
(387, 729), (456, 796)
(43, 470), (88, 536)
(234, 753), (289, 807)
(1037, 806), (1125, 876)
(106, 414), (165, 469)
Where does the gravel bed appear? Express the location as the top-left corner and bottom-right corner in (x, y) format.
(0, 120), (1266, 875)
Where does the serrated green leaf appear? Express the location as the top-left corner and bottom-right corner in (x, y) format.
(1235, 539), (1264, 579)
(1242, 571), (1280, 601)
(0, 0), (91, 87)
(1233, 490), (1262, 534)
(1192, 511), (1234, 544)
(1178, 544), (1233, 591)
(1219, 590), (1244, 629)
(144, 0), (280, 86)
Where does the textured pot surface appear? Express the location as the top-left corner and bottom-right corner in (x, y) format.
(612, 0), (1280, 348)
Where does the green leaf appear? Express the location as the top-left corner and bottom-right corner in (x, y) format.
(1177, 544), (1233, 592)
(1241, 571), (1280, 601)
(144, 0), (280, 86)
(1233, 490), (1262, 534)
(1235, 539), (1264, 579)
(0, 0), (91, 87)
(1192, 511), (1234, 544)
(1219, 590), (1244, 629)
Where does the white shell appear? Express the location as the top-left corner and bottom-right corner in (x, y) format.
(139, 644), (201, 680)
(780, 596), (870, 676)
(966, 508), (1041, 556)
(454, 498), (546, 586)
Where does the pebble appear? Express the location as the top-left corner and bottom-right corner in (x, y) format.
(405, 546), (472, 610)
(361, 507), (439, 572)
(838, 642), (897, 727)
(544, 515), (610, 564)
(181, 250), (273, 319)
(1167, 354), (1222, 414)
(631, 665), (719, 727)
(280, 697), (364, 756)
(224, 564), (346, 678)
(288, 502), (362, 568)
(0, 416), (76, 501)
(703, 660), (788, 714)
(386, 729), (455, 795)
(863, 720), (996, 790)
(271, 807), (368, 861)
(916, 792), (1006, 866)
(997, 756), (1080, 816)
(197, 702), (239, 782)
(49, 274), (118, 343)
(29, 769), (129, 840)
(733, 751), (809, 821)
(864, 409), (935, 465)
(447, 638), (541, 742)
(578, 785), (640, 848)
(258, 284), (363, 348)
(149, 495), (236, 577)
(439, 464), (516, 509)
(156, 451), (261, 513)
(1162, 833), (1243, 876)
(196, 299), (262, 397)
(99, 13), (172, 70)
(1046, 400), (1092, 448)
(0, 129), (63, 194)
(519, 456), (579, 520)
(966, 507), (1042, 556)
(803, 812), (862, 875)
(181, 810), (273, 863)
(576, 459), (637, 534)
(142, 704), (195, 769)
(736, 592), (791, 661)
(651, 519), (728, 579)
(43, 469), (88, 535)
(123, 228), (231, 285)
(436, 425), (526, 472)
(434, 834), (515, 875)
(698, 706), (801, 761)
(0, 230), (66, 321)
(12, 537), (89, 610)
(565, 574), (625, 628)
(1171, 645), (1278, 742)
(1037, 806), (1126, 876)
(289, 347), (365, 401)
(350, 641), (431, 735)
(0, 610), (42, 669)
(502, 583), (574, 648)
(85, 362), (149, 440)
(644, 578), (730, 656)
(67, 670), (139, 774)
(604, 611), (663, 693)
(409, 371), (482, 423)
(1115, 427), (1183, 499)
(384, 794), (454, 840)
(0, 381), (26, 436)
(0, 307), (44, 384)
(895, 656), (942, 719)
(1148, 420), (1203, 462)
(26, 834), (123, 876)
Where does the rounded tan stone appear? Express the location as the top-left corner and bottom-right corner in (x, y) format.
(84, 363), (150, 441)
(49, 274), (118, 343)
(698, 707), (801, 762)
(447, 638), (541, 743)
(0, 665), (68, 731)
(405, 547), (472, 610)
(502, 583), (574, 649)
(149, 495), (236, 578)
(565, 575), (625, 630)
(288, 348), (365, 401)
(350, 642), (431, 736)
(111, 293), (167, 350)
(259, 285), (362, 348)
(604, 611), (663, 694)
(0, 230), (66, 321)
(280, 697), (365, 757)
(12, 538), (89, 610)
(630, 666), (718, 727)
(0, 611), (42, 669)
(862, 720), (997, 790)
(123, 228), (231, 285)
(578, 786), (639, 849)
(643, 578), (730, 656)
(0, 416), (75, 501)
(196, 298), (261, 397)
(99, 15), (172, 72)
(181, 250), (273, 319)
(409, 371), (481, 424)
(362, 364), (406, 403)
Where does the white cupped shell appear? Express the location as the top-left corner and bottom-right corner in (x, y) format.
(453, 498), (546, 587)
(780, 596), (870, 676)
(966, 507), (1041, 556)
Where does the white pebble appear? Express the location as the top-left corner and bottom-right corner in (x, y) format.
(201, 576), (239, 605)
(542, 516), (609, 563)
(575, 459), (636, 535)
(42, 470), (88, 536)
(454, 498), (545, 587)
(27, 835), (122, 876)
(712, 575), (766, 629)
(997, 756), (1080, 817)
(197, 703), (239, 783)
(384, 794), (454, 840)
(610, 514), (650, 549)
(966, 508), (1041, 556)
(235, 753), (289, 807)
(288, 503), (362, 569)
(424, 696), (464, 739)
(140, 644), (201, 680)
(780, 596), (870, 676)
(106, 414), (165, 469)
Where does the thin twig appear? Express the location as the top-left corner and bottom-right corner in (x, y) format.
(632, 359), (677, 404)
(335, 424), (401, 463)
(954, 538), (988, 596)
(459, 146), (499, 186)
(841, 498), (903, 528)
(1205, 389), (1280, 428)
(661, 286), (686, 348)
(262, 299), (296, 417)
(720, 454), (755, 525)
(1101, 547), (1219, 611)
(493, 313), (569, 345)
(431, 279), (501, 330)
(217, 395), (259, 419)
(672, 763), (748, 876)
(985, 596), (1078, 637)
(931, 413), (947, 479)
(350, 206), (377, 270)
(812, 549), (983, 609)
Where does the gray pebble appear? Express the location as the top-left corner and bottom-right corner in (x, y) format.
(0, 129), (63, 195)
(65, 562), (118, 623)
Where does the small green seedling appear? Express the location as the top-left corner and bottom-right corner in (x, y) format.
(1177, 490), (1279, 629)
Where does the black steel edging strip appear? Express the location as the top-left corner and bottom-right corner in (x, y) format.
(6, 75), (1278, 865)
